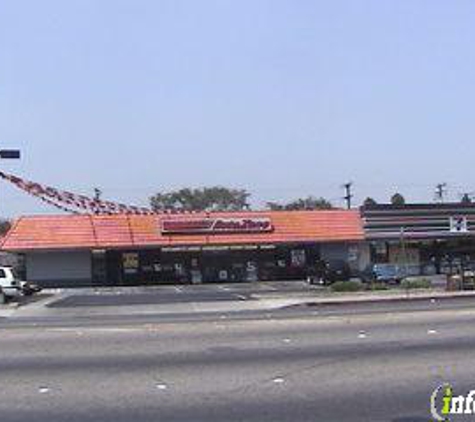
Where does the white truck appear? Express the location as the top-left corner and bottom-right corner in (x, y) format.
(0, 267), (24, 303)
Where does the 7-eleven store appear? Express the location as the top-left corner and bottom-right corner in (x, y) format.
(0, 210), (366, 287)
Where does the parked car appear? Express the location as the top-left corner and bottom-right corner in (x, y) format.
(20, 281), (42, 296)
(361, 264), (407, 285)
(325, 260), (352, 283)
(0, 266), (23, 301)
(308, 259), (351, 285)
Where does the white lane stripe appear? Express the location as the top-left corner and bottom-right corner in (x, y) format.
(358, 331), (367, 339)
(49, 328), (141, 334)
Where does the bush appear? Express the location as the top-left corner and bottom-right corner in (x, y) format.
(330, 281), (363, 292)
(366, 282), (389, 291)
(401, 278), (431, 290)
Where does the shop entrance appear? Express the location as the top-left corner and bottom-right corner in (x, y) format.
(103, 244), (322, 286)
(200, 250), (258, 283)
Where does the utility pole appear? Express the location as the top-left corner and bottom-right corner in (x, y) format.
(343, 182), (353, 210)
(435, 183), (447, 203)
(94, 188), (102, 201)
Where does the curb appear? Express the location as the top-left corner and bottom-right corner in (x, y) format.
(281, 291), (475, 308)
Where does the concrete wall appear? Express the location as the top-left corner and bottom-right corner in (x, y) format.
(25, 251), (92, 287)
(0, 252), (20, 268)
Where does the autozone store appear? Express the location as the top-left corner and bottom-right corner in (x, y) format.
(0, 210), (366, 287)
(362, 203), (475, 275)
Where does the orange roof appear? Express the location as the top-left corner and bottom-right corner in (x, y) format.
(0, 210), (364, 252)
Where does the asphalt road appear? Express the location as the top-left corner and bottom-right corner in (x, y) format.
(2, 299), (475, 421)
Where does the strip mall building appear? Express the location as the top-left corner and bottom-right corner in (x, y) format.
(0, 210), (367, 287)
(3, 203), (475, 287)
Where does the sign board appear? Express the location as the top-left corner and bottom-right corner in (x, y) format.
(122, 252), (139, 274)
(161, 217), (273, 235)
(122, 253), (139, 269)
(0, 150), (20, 159)
(450, 216), (468, 233)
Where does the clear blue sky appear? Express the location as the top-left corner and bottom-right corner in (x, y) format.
(1, 0), (475, 216)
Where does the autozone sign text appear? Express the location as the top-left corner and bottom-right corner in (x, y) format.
(161, 218), (274, 234)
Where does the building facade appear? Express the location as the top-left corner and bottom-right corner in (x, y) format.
(361, 203), (475, 275)
(0, 210), (367, 287)
(5, 203), (474, 287)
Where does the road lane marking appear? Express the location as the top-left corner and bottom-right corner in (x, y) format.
(358, 331), (367, 339)
(49, 327), (141, 334)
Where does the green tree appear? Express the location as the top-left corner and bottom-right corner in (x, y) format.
(266, 196), (333, 211)
(391, 193), (406, 206)
(363, 197), (378, 207)
(0, 219), (11, 236)
(150, 187), (250, 212)
(461, 193), (472, 204)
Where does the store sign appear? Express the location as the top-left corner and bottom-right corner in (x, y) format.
(122, 253), (139, 269)
(450, 216), (468, 233)
(122, 252), (139, 275)
(161, 217), (274, 235)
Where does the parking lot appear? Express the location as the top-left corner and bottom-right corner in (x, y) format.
(46, 281), (318, 308)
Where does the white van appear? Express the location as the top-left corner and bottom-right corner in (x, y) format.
(0, 267), (23, 300)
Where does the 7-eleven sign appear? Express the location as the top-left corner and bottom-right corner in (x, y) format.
(450, 216), (468, 233)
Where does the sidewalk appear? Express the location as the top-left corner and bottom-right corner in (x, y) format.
(0, 302), (20, 318)
(260, 288), (475, 308)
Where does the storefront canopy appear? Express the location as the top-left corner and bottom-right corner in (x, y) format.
(362, 203), (475, 240)
(1, 210), (364, 252)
